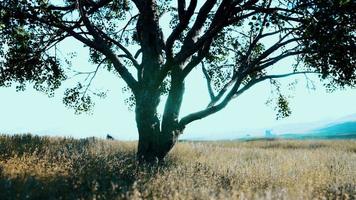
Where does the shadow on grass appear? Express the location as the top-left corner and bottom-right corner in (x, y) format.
(0, 152), (177, 200)
(0, 134), (177, 200)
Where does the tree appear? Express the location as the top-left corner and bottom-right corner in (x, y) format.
(1, 0), (355, 162)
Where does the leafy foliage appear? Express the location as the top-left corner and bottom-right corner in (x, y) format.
(299, 0), (356, 88)
(63, 83), (94, 114)
(0, 26), (66, 96)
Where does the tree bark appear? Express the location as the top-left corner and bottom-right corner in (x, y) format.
(135, 89), (182, 163)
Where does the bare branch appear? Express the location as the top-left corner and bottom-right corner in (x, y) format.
(256, 50), (305, 71)
(247, 36), (301, 70)
(46, 4), (76, 11)
(95, 28), (140, 69)
(207, 77), (237, 108)
(82, 58), (106, 97)
(165, 0), (197, 61)
(178, 0), (186, 21)
(178, 0), (217, 56)
(179, 76), (243, 127)
(119, 14), (139, 41)
(174, 11), (257, 65)
(134, 49), (142, 59)
(201, 63), (215, 100)
(179, 70), (317, 127)
(78, 0), (103, 42)
(233, 71), (317, 99)
(181, 39), (212, 78)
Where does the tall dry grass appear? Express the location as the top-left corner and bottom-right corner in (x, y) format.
(0, 134), (355, 199)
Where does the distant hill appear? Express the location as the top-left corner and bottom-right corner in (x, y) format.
(184, 114), (356, 141)
(279, 121), (356, 139)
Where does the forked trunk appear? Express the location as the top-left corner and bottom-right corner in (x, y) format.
(135, 90), (181, 163)
(136, 126), (181, 163)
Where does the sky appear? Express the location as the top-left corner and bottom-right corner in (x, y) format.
(1, 38), (356, 140)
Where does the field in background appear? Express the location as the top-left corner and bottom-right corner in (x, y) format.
(0, 134), (355, 199)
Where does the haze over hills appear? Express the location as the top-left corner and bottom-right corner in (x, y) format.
(257, 114), (356, 140)
(279, 121), (356, 139)
(182, 114), (356, 140)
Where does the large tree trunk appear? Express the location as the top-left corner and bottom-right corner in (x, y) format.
(136, 127), (181, 163)
(135, 89), (181, 163)
(132, 0), (185, 163)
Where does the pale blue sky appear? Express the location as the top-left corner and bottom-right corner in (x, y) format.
(1, 38), (356, 140)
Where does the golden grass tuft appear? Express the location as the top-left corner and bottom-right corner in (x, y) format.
(0, 134), (355, 199)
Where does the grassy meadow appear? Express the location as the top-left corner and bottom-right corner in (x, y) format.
(0, 134), (355, 199)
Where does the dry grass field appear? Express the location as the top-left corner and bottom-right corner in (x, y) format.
(0, 134), (355, 199)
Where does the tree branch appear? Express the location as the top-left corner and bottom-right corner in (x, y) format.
(235, 72), (316, 99)
(174, 11), (257, 65)
(247, 36), (301, 69)
(201, 62), (215, 100)
(75, 1), (139, 91)
(178, 0), (186, 21)
(177, 0), (217, 59)
(95, 28), (140, 69)
(256, 50), (305, 71)
(82, 58), (106, 97)
(19, 2), (139, 92)
(179, 70), (317, 128)
(179, 76), (243, 128)
(165, 0), (197, 61)
(119, 14), (139, 41)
